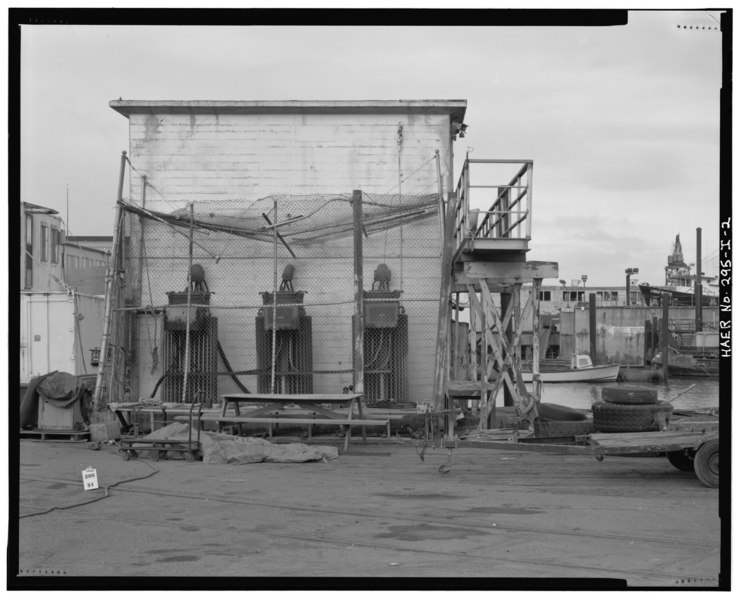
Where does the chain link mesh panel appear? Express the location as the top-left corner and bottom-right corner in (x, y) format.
(115, 178), (445, 409)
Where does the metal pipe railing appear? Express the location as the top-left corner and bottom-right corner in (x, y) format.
(451, 158), (533, 261)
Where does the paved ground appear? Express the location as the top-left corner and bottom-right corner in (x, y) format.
(12, 435), (723, 589)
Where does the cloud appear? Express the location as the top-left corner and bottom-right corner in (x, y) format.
(17, 12), (723, 288)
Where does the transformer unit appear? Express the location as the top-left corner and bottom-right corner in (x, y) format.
(354, 288), (409, 404)
(256, 291), (313, 394)
(161, 291), (217, 407)
(164, 291), (211, 331)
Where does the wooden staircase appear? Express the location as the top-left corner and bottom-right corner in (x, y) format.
(434, 158), (558, 431)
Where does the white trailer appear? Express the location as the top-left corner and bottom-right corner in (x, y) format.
(19, 291), (105, 387)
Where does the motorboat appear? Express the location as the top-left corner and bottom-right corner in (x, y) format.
(521, 354), (620, 383)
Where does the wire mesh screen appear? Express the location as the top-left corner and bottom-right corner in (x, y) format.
(115, 181), (445, 409)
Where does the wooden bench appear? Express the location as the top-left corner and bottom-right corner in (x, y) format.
(175, 415), (391, 447)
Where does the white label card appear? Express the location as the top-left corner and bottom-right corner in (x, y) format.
(82, 467), (99, 491)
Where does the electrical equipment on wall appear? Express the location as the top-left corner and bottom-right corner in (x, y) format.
(256, 264), (313, 394)
(354, 263), (409, 404)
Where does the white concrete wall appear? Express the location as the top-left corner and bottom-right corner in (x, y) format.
(125, 110), (455, 405)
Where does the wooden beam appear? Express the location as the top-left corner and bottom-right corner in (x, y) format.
(352, 190), (365, 395)
(532, 278), (542, 401)
(458, 260), (559, 279)
(432, 192), (457, 410)
(452, 262), (558, 292)
(661, 293), (669, 383)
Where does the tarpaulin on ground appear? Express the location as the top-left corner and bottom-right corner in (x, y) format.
(139, 422), (339, 464)
(19, 372), (95, 429)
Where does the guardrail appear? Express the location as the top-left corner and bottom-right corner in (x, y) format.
(452, 158), (533, 256)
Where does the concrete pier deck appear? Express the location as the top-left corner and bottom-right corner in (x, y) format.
(13, 436), (723, 589)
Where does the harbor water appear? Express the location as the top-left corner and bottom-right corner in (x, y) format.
(536, 378), (720, 412)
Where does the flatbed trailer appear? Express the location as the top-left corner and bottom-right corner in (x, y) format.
(461, 410), (720, 487)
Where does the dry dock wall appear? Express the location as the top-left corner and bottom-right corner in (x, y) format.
(560, 306), (719, 364)
(114, 102), (464, 404)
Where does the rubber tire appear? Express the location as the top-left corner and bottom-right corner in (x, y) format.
(592, 400), (672, 433)
(693, 439), (719, 488)
(538, 403), (588, 421)
(667, 450), (696, 472)
(601, 386), (658, 405)
(533, 418), (595, 439)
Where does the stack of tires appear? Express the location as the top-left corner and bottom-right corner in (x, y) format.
(592, 386), (673, 433)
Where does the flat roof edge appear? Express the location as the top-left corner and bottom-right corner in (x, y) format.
(110, 99), (467, 120)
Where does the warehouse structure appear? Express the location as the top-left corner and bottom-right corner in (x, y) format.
(102, 100), (464, 407)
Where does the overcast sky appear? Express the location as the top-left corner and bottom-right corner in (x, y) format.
(18, 9), (725, 287)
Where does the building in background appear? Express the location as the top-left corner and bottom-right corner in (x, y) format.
(21, 202), (65, 291)
(19, 202), (107, 395)
(64, 237), (111, 296)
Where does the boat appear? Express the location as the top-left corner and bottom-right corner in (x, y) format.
(651, 349), (719, 377)
(521, 354), (620, 383)
(638, 283), (718, 307)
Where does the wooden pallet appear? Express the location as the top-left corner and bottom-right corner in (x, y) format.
(20, 429), (90, 442)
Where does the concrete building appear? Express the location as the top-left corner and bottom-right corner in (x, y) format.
(63, 238), (110, 296)
(110, 99), (469, 404)
(21, 202), (110, 294)
(525, 281), (643, 315)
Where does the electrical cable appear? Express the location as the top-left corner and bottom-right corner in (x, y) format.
(20, 458), (160, 519)
(217, 340), (250, 393)
(72, 293), (88, 375)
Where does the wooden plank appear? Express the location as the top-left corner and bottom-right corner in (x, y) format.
(478, 282), (521, 404)
(588, 430), (715, 454)
(669, 420), (719, 433)
(458, 260), (559, 278)
(590, 430), (712, 443)
(531, 280), (542, 401)
(223, 393), (362, 402)
(447, 380), (495, 393)
(176, 416), (388, 426)
(432, 191), (458, 411)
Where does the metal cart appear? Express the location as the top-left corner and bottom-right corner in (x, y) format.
(117, 402), (203, 462)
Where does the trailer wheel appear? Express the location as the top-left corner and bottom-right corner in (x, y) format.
(601, 386), (658, 405)
(693, 439), (719, 488)
(667, 449), (696, 472)
(185, 451), (196, 462)
(592, 401), (672, 432)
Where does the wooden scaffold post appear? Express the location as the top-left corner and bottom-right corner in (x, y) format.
(92, 150), (128, 412)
